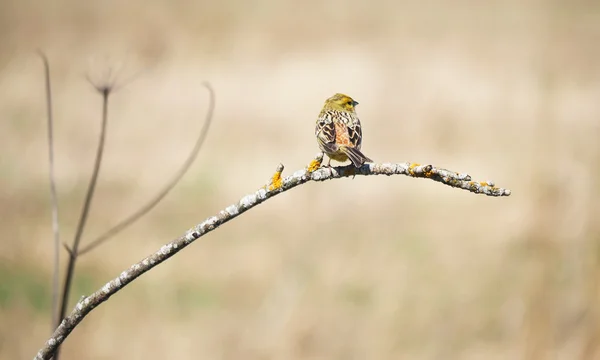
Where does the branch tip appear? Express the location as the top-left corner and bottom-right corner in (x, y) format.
(307, 154), (323, 173)
(268, 164), (284, 191)
(85, 73), (116, 95)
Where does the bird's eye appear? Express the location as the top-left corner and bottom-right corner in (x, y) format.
(347, 101), (353, 106)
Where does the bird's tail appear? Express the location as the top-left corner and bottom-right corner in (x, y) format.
(341, 146), (373, 167)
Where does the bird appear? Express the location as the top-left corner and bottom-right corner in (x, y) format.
(315, 93), (373, 167)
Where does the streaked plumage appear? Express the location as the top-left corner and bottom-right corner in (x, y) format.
(315, 93), (373, 167)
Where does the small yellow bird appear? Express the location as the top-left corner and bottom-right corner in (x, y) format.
(315, 93), (373, 167)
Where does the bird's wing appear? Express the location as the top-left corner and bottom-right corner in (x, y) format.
(347, 122), (362, 150)
(315, 113), (338, 153)
(345, 112), (363, 150)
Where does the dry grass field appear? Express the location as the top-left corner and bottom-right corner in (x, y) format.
(1, 0), (600, 359)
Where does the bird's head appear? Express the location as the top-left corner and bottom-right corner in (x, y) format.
(324, 93), (359, 112)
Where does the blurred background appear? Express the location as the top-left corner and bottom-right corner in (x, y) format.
(1, 0), (600, 359)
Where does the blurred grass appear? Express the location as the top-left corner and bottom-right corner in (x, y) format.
(1, 0), (600, 359)
(0, 264), (51, 313)
(0, 263), (102, 314)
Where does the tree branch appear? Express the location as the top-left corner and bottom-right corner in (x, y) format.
(37, 50), (61, 331)
(33, 154), (510, 360)
(54, 83), (112, 360)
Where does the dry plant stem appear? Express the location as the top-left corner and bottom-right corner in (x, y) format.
(54, 87), (110, 360)
(38, 51), (61, 331)
(34, 154), (510, 360)
(78, 82), (216, 256)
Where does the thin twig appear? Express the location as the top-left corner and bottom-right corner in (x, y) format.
(54, 84), (111, 360)
(34, 154), (510, 360)
(37, 50), (61, 331)
(78, 82), (215, 256)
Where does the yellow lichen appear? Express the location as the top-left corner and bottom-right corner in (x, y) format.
(268, 170), (283, 191)
(408, 163), (420, 176)
(307, 158), (321, 173)
(480, 181), (488, 187)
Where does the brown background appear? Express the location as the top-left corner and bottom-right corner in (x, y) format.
(1, 0), (600, 359)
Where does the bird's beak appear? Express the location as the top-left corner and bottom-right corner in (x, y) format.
(353, 100), (359, 106)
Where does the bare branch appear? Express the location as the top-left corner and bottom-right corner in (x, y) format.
(78, 82), (216, 256)
(61, 242), (74, 258)
(37, 50), (61, 331)
(34, 154), (510, 360)
(54, 80), (113, 360)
